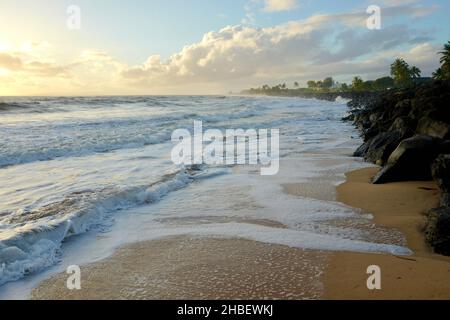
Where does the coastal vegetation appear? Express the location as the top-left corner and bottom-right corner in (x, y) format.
(433, 41), (450, 80)
(243, 41), (450, 97)
(345, 78), (450, 255)
(342, 41), (450, 255)
(242, 63), (423, 95)
(244, 41), (450, 256)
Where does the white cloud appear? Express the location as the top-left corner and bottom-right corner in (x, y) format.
(263, 0), (298, 12)
(0, 4), (439, 95)
(375, 0), (420, 7)
(119, 6), (436, 92)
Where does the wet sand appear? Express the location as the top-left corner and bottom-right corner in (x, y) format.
(31, 237), (326, 300)
(31, 167), (450, 300)
(324, 167), (450, 299)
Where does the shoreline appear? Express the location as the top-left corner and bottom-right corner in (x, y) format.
(28, 167), (450, 300)
(31, 237), (327, 300)
(241, 90), (379, 104)
(324, 167), (450, 299)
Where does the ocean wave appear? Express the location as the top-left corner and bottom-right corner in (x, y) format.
(0, 106), (261, 168)
(0, 165), (224, 286)
(0, 102), (33, 111)
(334, 96), (351, 103)
(0, 129), (174, 169)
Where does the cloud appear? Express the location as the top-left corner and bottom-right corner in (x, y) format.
(24, 61), (67, 76)
(0, 52), (67, 76)
(119, 5), (437, 92)
(375, 0), (420, 7)
(0, 47), (124, 95)
(0, 53), (23, 70)
(263, 0), (298, 12)
(0, 3), (439, 95)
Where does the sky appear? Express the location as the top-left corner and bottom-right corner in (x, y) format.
(0, 0), (449, 95)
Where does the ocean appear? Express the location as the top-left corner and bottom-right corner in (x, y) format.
(0, 95), (410, 297)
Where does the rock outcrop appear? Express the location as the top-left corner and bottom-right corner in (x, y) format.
(345, 79), (450, 255)
(426, 207), (450, 256)
(244, 89), (380, 103)
(432, 154), (450, 207)
(373, 135), (446, 184)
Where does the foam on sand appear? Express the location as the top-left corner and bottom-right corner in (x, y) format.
(0, 166), (224, 286)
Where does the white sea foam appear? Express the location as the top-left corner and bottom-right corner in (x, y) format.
(334, 96), (351, 103)
(0, 166), (226, 286)
(132, 223), (411, 255)
(0, 95), (410, 292)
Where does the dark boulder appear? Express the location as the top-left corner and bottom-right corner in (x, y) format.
(373, 135), (444, 184)
(346, 80), (450, 256)
(389, 117), (415, 137)
(432, 154), (450, 206)
(409, 80), (450, 122)
(354, 112), (372, 133)
(425, 105), (450, 126)
(386, 99), (411, 120)
(362, 131), (403, 165)
(341, 113), (354, 122)
(353, 141), (370, 158)
(363, 125), (381, 142)
(426, 207), (450, 256)
(347, 80), (450, 146)
(416, 117), (450, 139)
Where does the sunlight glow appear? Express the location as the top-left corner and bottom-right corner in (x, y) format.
(0, 42), (12, 52)
(0, 68), (10, 76)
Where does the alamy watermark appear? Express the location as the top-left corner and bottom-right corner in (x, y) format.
(367, 265), (381, 290)
(367, 5), (381, 30)
(66, 265), (81, 290)
(67, 5), (81, 30)
(171, 121), (279, 176)
(65, 4), (380, 31)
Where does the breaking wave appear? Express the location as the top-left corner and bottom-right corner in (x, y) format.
(0, 165), (223, 286)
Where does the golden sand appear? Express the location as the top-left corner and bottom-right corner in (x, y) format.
(32, 167), (450, 300)
(32, 237), (327, 300)
(324, 167), (450, 299)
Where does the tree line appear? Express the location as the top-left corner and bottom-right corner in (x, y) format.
(244, 41), (450, 95)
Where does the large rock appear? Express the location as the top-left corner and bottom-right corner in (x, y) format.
(373, 135), (444, 184)
(363, 131), (403, 165)
(386, 99), (413, 126)
(389, 117), (415, 137)
(426, 207), (450, 256)
(353, 141), (370, 158)
(348, 79), (450, 146)
(432, 154), (450, 206)
(416, 117), (450, 139)
(354, 112), (372, 133)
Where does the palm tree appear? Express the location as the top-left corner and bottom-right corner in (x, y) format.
(434, 41), (450, 80)
(390, 58), (420, 87)
(294, 82), (299, 88)
(391, 58), (411, 87)
(307, 80), (316, 89)
(322, 77), (334, 89)
(439, 41), (450, 66)
(410, 66), (421, 79)
(351, 76), (364, 91)
(432, 67), (444, 80)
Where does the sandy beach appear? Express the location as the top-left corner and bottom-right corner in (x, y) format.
(31, 237), (327, 300)
(30, 166), (450, 300)
(1, 0), (449, 308)
(325, 167), (450, 299)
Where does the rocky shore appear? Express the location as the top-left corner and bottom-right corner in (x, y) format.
(243, 89), (381, 104)
(344, 80), (450, 255)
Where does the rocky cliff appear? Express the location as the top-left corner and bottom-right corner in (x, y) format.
(345, 80), (450, 255)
